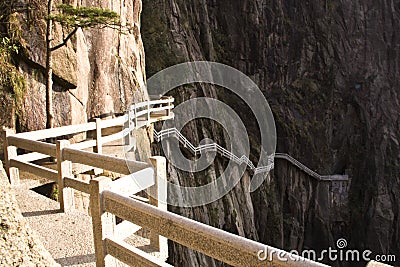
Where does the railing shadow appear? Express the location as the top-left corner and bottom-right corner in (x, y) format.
(55, 253), (95, 266)
(22, 209), (61, 217)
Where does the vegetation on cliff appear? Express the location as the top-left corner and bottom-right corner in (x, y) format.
(0, 2), (26, 120)
(45, 2), (126, 128)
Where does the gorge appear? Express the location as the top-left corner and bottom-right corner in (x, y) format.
(0, 0), (399, 266)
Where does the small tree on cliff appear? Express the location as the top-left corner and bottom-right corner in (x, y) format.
(46, 2), (126, 128)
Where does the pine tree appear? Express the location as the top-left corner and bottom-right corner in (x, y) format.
(45, 2), (127, 128)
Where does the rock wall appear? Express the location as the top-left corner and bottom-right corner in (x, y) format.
(254, 159), (349, 257)
(142, 0), (400, 266)
(1, 0), (148, 139)
(1, 0), (398, 266)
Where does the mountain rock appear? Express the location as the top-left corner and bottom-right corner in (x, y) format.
(142, 0), (400, 266)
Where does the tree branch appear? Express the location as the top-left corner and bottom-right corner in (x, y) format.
(50, 27), (78, 51)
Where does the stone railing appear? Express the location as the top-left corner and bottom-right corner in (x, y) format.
(153, 127), (275, 174)
(2, 96), (174, 186)
(93, 173), (330, 267)
(2, 97), (343, 267)
(153, 129), (348, 181)
(274, 153), (348, 181)
(2, 98), (174, 265)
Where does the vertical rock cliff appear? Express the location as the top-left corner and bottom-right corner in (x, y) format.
(1, 0), (399, 266)
(142, 0), (400, 266)
(0, 0), (148, 142)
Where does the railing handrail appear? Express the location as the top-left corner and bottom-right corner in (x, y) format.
(274, 153), (348, 181)
(7, 135), (57, 157)
(13, 121), (97, 140)
(154, 129), (348, 181)
(154, 128), (275, 174)
(11, 97), (174, 142)
(62, 147), (151, 175)
(102, 189), (329, 267)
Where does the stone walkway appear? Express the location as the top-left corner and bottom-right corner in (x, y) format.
(8, 121), (169, 266)
(12, 169), (163, 266)
(0, 163), (59, 267)
(13, 173), (96, 266)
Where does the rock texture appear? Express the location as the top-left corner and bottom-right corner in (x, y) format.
(142, 0), (400, 266)
(0, 162), (59, 266)
(0, 1), (153, 222)
(1, 0), (148, 136)
(1, 0), (399, 266)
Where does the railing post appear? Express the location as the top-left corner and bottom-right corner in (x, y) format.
(56, 140), (74, 212)
(148, 156), (168, 259)
(127, 106), (132, 132)
(125, 110), (131, 149)
(93, 119), (104, 175)
(167, 97), (172, 116)
(134, 104), (137, 128)
(90, 177), (115, 267)
(147, 101), (151, 125)
(2, 127), (19, 185)
(94, 118), (102, 154)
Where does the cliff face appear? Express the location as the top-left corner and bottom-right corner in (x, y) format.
(142, 0), (400, 266)
(1, 0), (399, 266)
(0, 0), (147, 136)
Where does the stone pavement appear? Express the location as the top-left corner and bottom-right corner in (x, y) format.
(0, 162), (59, 267)
(11, 169), (163, 266)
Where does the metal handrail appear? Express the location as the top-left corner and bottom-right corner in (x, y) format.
(153, 128), (274, 174)
(154, 129), (348, 181)
(274, 153), (348, 181)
